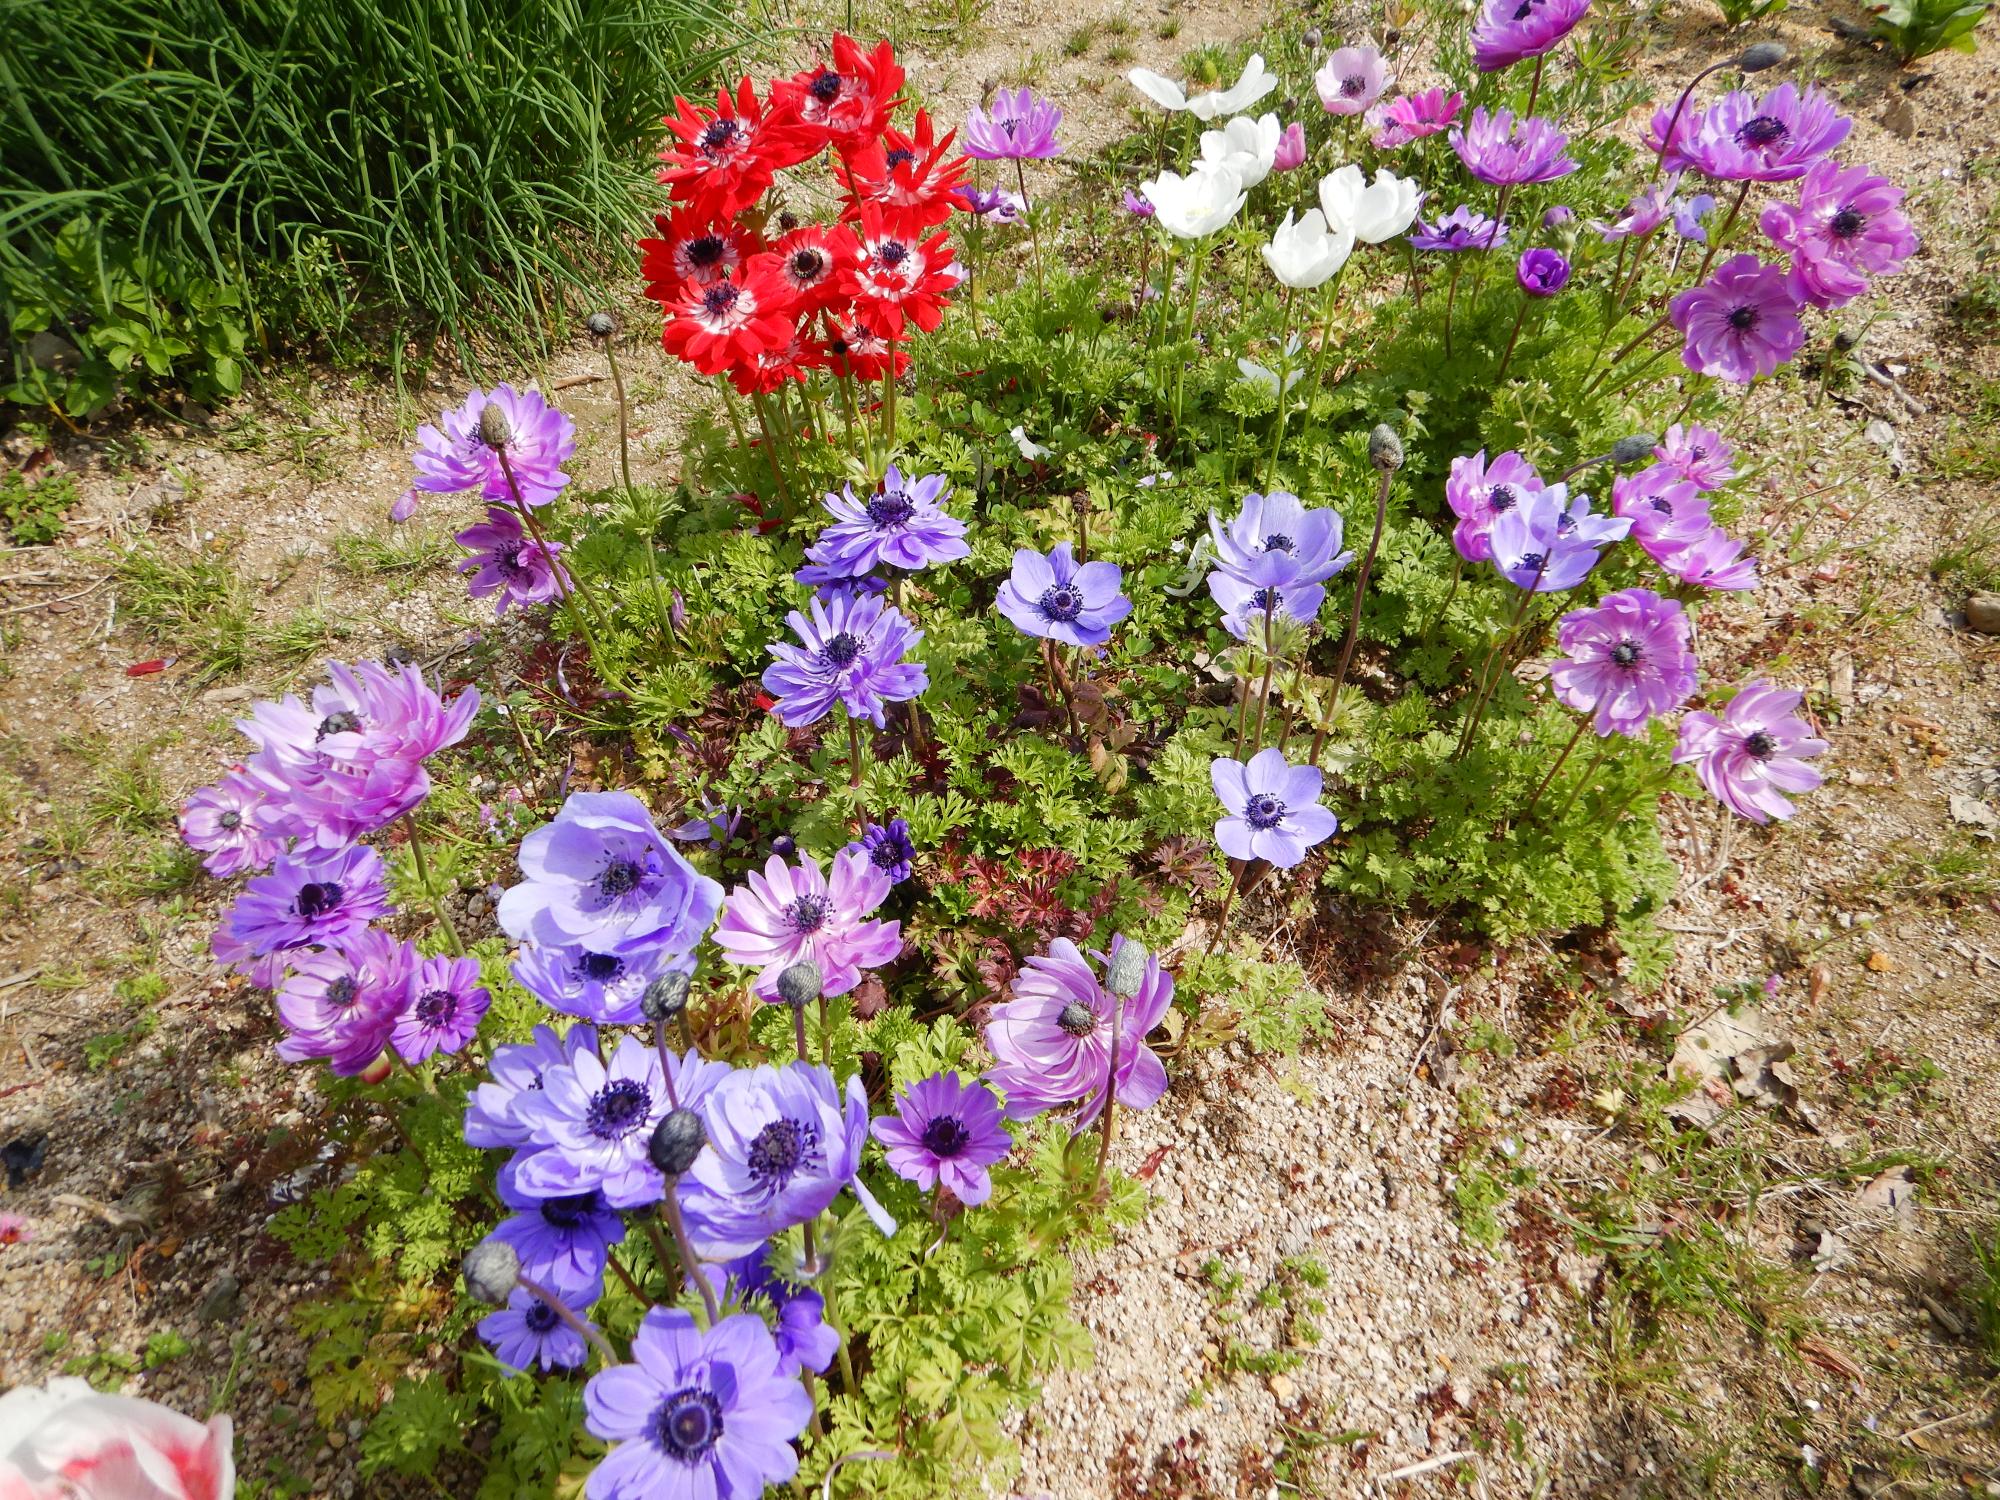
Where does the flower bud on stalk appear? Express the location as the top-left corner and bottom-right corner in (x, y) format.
(585, 311), (615, 338)
(648, 1109), (706, 1179)
(1609, 432), (1659, 466)
(777, 959), (823, 1064)
(642, 972), (690, 1024)
(477, 401), (513, 452)
(1736, 41), (1786, 72)
(462, 1241), (521, 1305)
(1368, 423), (1405, 473)
(1106, 940), (1149, 1000)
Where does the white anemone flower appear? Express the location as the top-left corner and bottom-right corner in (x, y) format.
(1317, 164), (1423, 245)
(1139, 162), (1248, 239)
(1125, 67), (1189, 111)
(1187, 54), (1278, 121)
(1261, 208), (1355, 289)
(1197, 113), (1283, 190)
(1009, 425), (1052, 461)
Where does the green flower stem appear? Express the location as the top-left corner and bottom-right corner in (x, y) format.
(1173, 236), (1210, 433)
(1264, 286), (1299, 491)
(1691, 178), (1752, 283)
(1311, 461), (1392, 769)
(1251, 599), (1280, 756)
(1090, 992), (1125, 1203)
(1441, 258), (1466, 360)
(1520, 715), (1590, 819)
(846, 712), (869, 827)
(748, 389), (795, 517)
(1015, 157), (1045, 306)
(400, 813), (464, 957)
(1547, 740), (1616, 824)
(1492, 294), (1533, 383)
(602, 333), (635, 496)
(1452, 554), (1551, 761)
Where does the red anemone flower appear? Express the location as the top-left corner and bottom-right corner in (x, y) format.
(725, 320), (827, 397)
(839, 111), (971, 237)
(657, 77), (818, 222)
(841, 209), (957, 340)
(769, 225), (852, 314)
(659, 259), (796, 376)
(823, 311), (910, 384)
(776, 35), (904, 150)
(639, 210), (762, 305)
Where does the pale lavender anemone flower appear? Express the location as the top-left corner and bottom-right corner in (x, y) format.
(1550, 588), (1699, 737)
(582, 1310), (811, 1500)
(496, 790), (723, 959)
(479, 1278), (601, 1376)
(1367, 87), (1463, 148)
(511, 938), (684, 1027)
(456, 507), (570, 616)
(1653, 424), (1736, 490)
(180, 771), (281, 878)
(1612, 466), (1716, 564)
(1668, 254), (1805, 383)
(391, 953), (491, 1063)
(964, 86), (1063, 159)
(761, 592), (928, 730)
(1315, 46), (1392, 115)
(1675, 192), (1719, 241)
(1472, 0), (1591, 72)
(712, 850), (901, 1002)
(871, 1071), (1012, 1205)
(464, 1023), (599, 1150)
(810, 466), (969, 574)
(1451, 108), (1576, 186)
(492, 1159), (626, 1299)
(1673, 680), (1828, 823)
(1209, 490), (1354, 585)
(1658, 524), (1759, 591)
(1648, 82), (1851, 183)
(222, 843), (390, 958)
(1760, 160), (1918, 310)
(1410, 205), (1508, 251)
(678, 1062), (896, 1259)
(995, 543), (1131, 647)
(1208, 571), (1328, 642)
(274, 928), (413, 1076)
(716, 1251), (840, 1379)
(412, 383), (576, 509)
(1517, 247), (1571, 295)
(1447, 449), (1546, 563)
(1212, 748), (1339, 867)
(983, 935), (1171, 1128)
(1487, 486), (1626, 592)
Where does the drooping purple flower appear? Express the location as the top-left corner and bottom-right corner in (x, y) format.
(479, 1278), (601, 1377)
(1517, 247), (1571, 296)
(179, 771), (281, 878)
(1595, 182), (1676, 241)
(491, 1157), (626, 1298)
(1549, 588), (1699, 737)
(1450, 108), (1576, 185)
(983, 935), (1171, 1128)
(677, 1062), (895, 1259)
(1366, 87), (1463, 148)
(497, 791), (723, 959)
(273, 928), (413, 1076)
(1447, 449), (1546, 564)
(1612, 466), (1716, 564)
(456, 506), (570, 616)
(1487, 486), (1626, 592)
(716, 1250), (840, 1378)
(712, 850), (901, 1002)
(1760, 160), (1918, 310)
(843, 817), (916, 885)
(1410, 205), (1508, 251)
(1657, 524), (1760, 591)
(1668, 254), (1805, 384)
(955, 185), (1029, 223)
(222, 843), (391, 959)
(1315, 45), (1392, 115)
(1674, 192), (1719, 241)
(464, 1023), (600, 1150)
(794, 559), (891, 605)
(1207, 572), (1328, 642)
(512, 938), (683, 1027)
(1209, 490), (1354, 586)
(391, 954), (491, 1062)
(582, 1309), (811, 1500)
(995, 543), (1131, 647)
(1211, 748), (1340, 868)
(1673, 680), (1828, 824)
(1471, 0), (1590, 72)
(1648, 82), (1851, 183)
(871, 1071), (1012, 1205)
(808, 466), (969, 574)
(1122, 188), (1157, 218)
(761, 591), (928, 730)
(964, 86), (1063, 160)
(412, 384), (576, 509)
(1653, 424), (1736, 490)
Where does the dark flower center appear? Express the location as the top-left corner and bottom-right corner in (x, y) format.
(296, 881), (343, 920)
(921, 1114), (971, 1157)
(790, 248), (826, 281)
(1341, 74), (1367, 96)
(1518, 551), (1547, 573)
(317, 710), (362, 740)
(1245, 794), (1287, 830)
(1251, 587), (1282, 612)
(820, 631), (862, 669)
(746, 1118), (819, 1189)
(1555, 508), (1578, 536)
(809, 71), (844, 103)
(877, 240), (910, 268)
(579, 952), (624, 984)
(585, 1078), (653, 1141)
(699, 119), (739, 152)
(523, 1301), (561, 1334)
(1038, 584), (1084, 622)
(656, 1388), (724, 1460)
(685, 235), (727, 268)
(1736, 115), (1788, 149)
(870, 834), (911, 871)
(1512, 0), (1544, 17)
(599, 858), (646, 898)
(414, 988), (457, 1027)
(1488, 483), (1519, 513)
(1610, 640), (1642, 668)
(1057, 1001), (1097, 1037)
(1829, 207), (1867, 239)
(1743, 730), (1777, 759)
(867, 489), (914, 526)
(540, 1192), (598, 1230)
(1261, 533), (1295, 553)
(1689, 445), (1708, 460)
(787, 894), (831, 933)
(218, 810), (243, 831)
(701, 282), (740, 317)
(885, 146), (916, 168)
(1649, 495), (1675, 515)
(1727, 304), (1760, 331)
(325, 975), (359, 1011)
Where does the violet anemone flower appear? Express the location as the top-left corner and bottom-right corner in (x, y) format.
(456, 506), (570, 616)
(479, 1279), (601, 1376)
(1208, 490), (1354, 585)
(1759, 160), (1918, 310)
(179, 771), (281, 878)
(712, 850), (901, 1002)
(983, 935), (1171, 1128)
(1668, 254), (1805, 383)
(964, 86), (1063, 160)
(761, 591), (928, 730)
(1207, 573), (1328, 642)
(1673, 680), (1828, 823)
(1674, 192), (1719, 241)
(1410, 205), (1508, 251)
(491, 1160), (626, 1298)
(995, 543), (1132, 647)
(1517, 247), (1571, 296)
(1446, 449), (1546, 564)
(1315, 45), (1392, 115)
(391, 953), (491, 1063)
(1594, 183), (1675, 241)
(511, 939), (681, 1027)
(1658, 524), (1760, 591)
(1549, 588), (1699, 737)
(1487, 486), (1626, 592)
(1649, 82), (1851, 183)
(843, 817), (916, 884)
(716, 1251), (839, 1378)
(222, 843), (390, 959)
(810, 466), (969, 573)
(677, 1062), (895, 1259)
(582, 1309), (811, 1500)
(1450, 108), (1576, 185)
(1367, 87), (1463, 148)
(1653, 424), (1736, 490)
(464, 1024), (600, 1150)
(412, 384), (576, 509)
(1471, 0), (1591, 72)
(871, 1071), (1012, 1205)
(1612, 466), (1715, 564)
(1211, 748), (1340, 867)
(273, 928), (414, 1076)
(1122, 188), (1157, 218)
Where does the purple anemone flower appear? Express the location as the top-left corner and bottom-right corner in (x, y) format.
(1209, 490), (1354, 586)
(1410, 205), (1508, 252)
(809, 466), (969, 574)
(1450, 108), (1576, 185)
(479, 1278), (602, 1377)
(1658, 524), (1759, 591)
(1315, 45), (1392, 115)
(1595, 183), (1675, 241)
(582, 1309), (811, 1500)
(1653, 424), (1735, 490)
(1517, 247), (1571, 296)
(456, 507), (570, 616)
(1612, 466), (1715, 564)
(497, 791), (723, 959)
(1447, 449), (1546, 564)
(413, 384), (576, 509)
(222, 843), (390, 959)
(761, 591), (928, 730)
(983, 935), (1171, 1128)
(1487, 486), (1626, 592)
(1472, 0), (1591, 72)
(1673, 680), (1828, 824)
(712, 850), (901, 1002)
(1549, 588), (1699, 737)
(1207, 573), (1328, 642)
(511, 939), (684, 1027)
(391, 953), (491, 1063)
(464, 1023), (599, 1150)
(1675, 192), (1719, 241)
(1648, 82), (1851, 183)
(273, 928), (413, 1076)
(1367, 87), (1463, 148)
(678, 1062), (895, 1259)
(1668, 254), (1805, 384)
(871, 1071), (1012, 1205)
(995, 543), (1131, 648)
(1760, 160), (1918, 310)
(955, 185), (1028, 223)
(964, 86), (1063, 160)
(1122, 188), (1157, 218)
(843, 817), (916, 885)
(717, 1251), (840, 1378)
(180, 771), (281, 878)
(1211, 748), (1340, 868)
(492, 1159), (626, 1299)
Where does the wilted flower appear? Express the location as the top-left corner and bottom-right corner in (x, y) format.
(1668, 254), (1806, 383)
(964, 85), (1063, 159)
(412, 383), (576, 509)
(0, 1378), (235, 1500)
(1318, 164), (1422, 244)
(1471, 0), (1591, 72)
(1314, 45), (1392, 115)
(983, 935), (1171, 1127)
(1673, 680), (1828, 823)
(872, 1071), (1012, 1204)
(1550, 588), (1699, 737)
(1450, 107), (1577, 185)
(1595, 182), (1676, 241)
(1262, 208), (1355, 288)
(1211, 748), (1339, 867)
(1517, 247), (1571, 296)
(1367, 87), (1463, 148)
(1649, 82), (1851, 183)
(995, 543), (1132, 647)
(713, 850), (901, 1002)
(1198, 113), (1283, 189)
(1138, 165), (1248, 238)
(1759, 160), (1917, 310)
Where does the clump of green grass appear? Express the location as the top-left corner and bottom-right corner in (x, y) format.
(1062, 22), (1097, 56)
(112, 545), (256, 682)
(1969, 1224), (2000, 1367)
(333, 528), (455, 579)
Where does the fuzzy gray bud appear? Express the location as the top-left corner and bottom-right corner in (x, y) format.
(477, 401), (512, 451)
(1105, 940), (1149, 999)
(586, 311), (615, 338)
(1609, 432), (1658, 465)
(462, 1240), (519, 1304)
(1367, 424), (1404, 472)
(775, 959), (823, 1009)
(1303, 26), (1323, 48)
(648, 1109), (705, 1178)
(642, 971), (691, 1023)
(1736, 41), (1786, 72)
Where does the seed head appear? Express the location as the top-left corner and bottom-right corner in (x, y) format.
(776, 959), (823, 1009)
(641, 971), (691, 1023)
(462, 1240), (520, 1304)
(1736, 41), (1786, 72)
(586, 311), (615, 338)
(1368, 424), (1405, 473)
(1609, 433), (1659, 465)
(477, 400), (513, 451)
(1105, 940), (1149, 999)
(648, 1109), (706, 1178)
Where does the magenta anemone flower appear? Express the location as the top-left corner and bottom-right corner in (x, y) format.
(761, 591), (928, 730)
(1652, 424), (1735, 490)
(1595, 182), (1675, 241)
(964, 86), (1063, 159)
(412, 383), (576, 509)
(1648, 82), (1851, 183)
(1760, 160), (1918, 310)
(1673, 680), (1828, 823)
(983, 935), (1171, 1128)
(842, 817), (916, 884)
(1612, 466), (1715, 564)
(479, 1279), (601, 1376)
(1450, 108), (1576, 186)
(583, 1309), (811, 1500)
(1447, 449), (1546, 564)
(1315, 46), (1392, 115)
(180, 770), (281, 878)
(1549, 588), (1698, 737)
(1668, 254), (1805, 383)
(1272, 122), (1308, 172)
(464, 1023), (600, 1150)
(1410, 205), (1508, 251)
(712, 850), (901, 1002)
(1122, 188), (1157, 218)
(1487, 486), (1625, 592)
(1211, 748), (1339, 867)
(995, 543), (1131, 647)
(1367, 87), (1463, 148)
(274, 928), (414, 1076)
(391, 954), (491, 1062)
(809, 465), (969, 574)
(871, 1071), (1012, 1205)
(1658, 524), (1759, 591)
(456, 506), (570, 616)
(1209, 490), (1354, 585)
(1517, 247), (1571, 296)
(222, 843), (391, 958)
(1471, 0), (1591, 72)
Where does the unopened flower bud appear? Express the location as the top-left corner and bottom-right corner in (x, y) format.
(1368, 424), (1405, 472)
(1736, 41), (1786, 72)
(642, 971), (691, 1023)
(648, 1109), (706, 1178)
(462, 1240), (520, 1304)
(1542, 205), (1574, 228)
(769, 833), (798, 859)
(1106, 940), (1149, 999)
(586, 311), (615, 338)
(1303, 26), (1323, 48)
(1609, 432), (1658, 465)
(477, 400), (513, 451)
(776, 959), (823, 1009)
